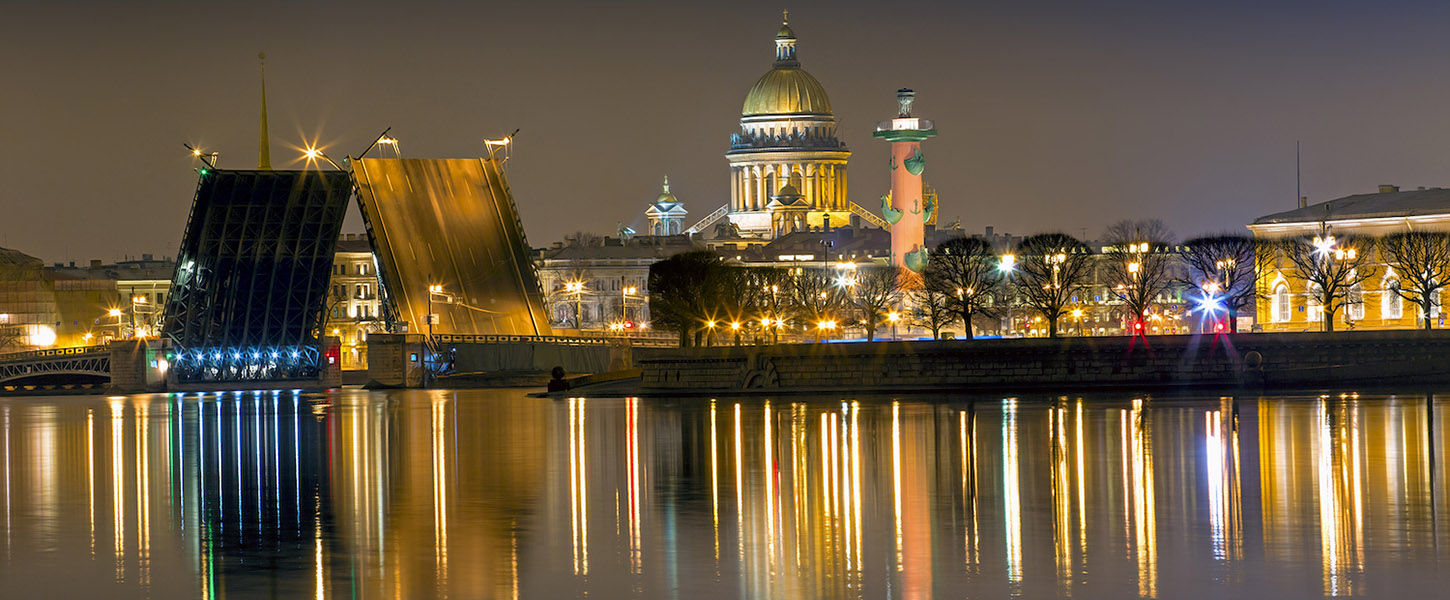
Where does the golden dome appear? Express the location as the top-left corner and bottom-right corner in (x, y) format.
(742, 67), (833, 116)
(654, 175), (678, 205)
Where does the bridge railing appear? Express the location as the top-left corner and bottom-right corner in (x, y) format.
(427, 334), (677, 348)
(0, 344), (112, 363)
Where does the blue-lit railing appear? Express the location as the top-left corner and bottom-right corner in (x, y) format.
(170, 345), (321, 383)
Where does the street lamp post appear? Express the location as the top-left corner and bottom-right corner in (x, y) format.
(563, 281), (586, 331)
(427, 284), (445, 338)
(621, 282), (638, 333)
(999, 254), (1016, 336)
(888, 311), (899, 340)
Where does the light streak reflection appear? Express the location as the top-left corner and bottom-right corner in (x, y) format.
(1003, 398), (1022, 587)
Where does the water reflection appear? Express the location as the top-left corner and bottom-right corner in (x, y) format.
(1, 391), (1449, 598)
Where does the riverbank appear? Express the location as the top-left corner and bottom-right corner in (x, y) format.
(633, 330), (1450, 395)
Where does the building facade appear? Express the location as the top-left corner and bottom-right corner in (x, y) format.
(324, 234), (383, 369)
(724, 15), (852, 238)
(1249, 185), (1450, 332)
(535, 235), (698, 332)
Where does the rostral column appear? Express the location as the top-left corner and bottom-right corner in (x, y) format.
(874, 88), (937, 272)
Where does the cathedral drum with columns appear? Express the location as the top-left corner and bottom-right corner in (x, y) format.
(726, 14), (851, 238)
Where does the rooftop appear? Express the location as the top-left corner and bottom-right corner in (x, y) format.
(1253, 185), (1450, 225)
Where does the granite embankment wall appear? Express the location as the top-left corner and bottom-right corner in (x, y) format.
(637, 331), (1450, 394)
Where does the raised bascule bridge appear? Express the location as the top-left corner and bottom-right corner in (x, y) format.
(0, 153), (627, 394)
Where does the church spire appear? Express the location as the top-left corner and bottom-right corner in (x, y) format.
(662, 175), (670, 194)
(257, 52), (272, 170)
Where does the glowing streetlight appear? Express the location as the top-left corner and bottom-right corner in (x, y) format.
(302, 146), (343, 170)
(999, 254), (1016, 272)
(563, 281), (586, 330)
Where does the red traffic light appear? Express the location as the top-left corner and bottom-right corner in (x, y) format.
(624, 321), (635, 329)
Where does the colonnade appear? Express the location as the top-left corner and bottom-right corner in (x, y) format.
(730, 162), (848, 212)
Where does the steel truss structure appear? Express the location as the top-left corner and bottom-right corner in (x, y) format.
(162, 169), (351, 382)
(0, 345), (111, 384)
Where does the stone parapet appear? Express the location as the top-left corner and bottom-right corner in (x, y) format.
(637, 331), (1450, 394)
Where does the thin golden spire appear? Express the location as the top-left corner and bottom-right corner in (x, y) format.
(782, 9), (789, 25)
(258, 52), (272, 170)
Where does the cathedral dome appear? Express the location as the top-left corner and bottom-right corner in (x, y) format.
(742, 68), (833, 117)
(741, 14), (832, 117)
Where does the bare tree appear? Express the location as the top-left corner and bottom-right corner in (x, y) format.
(566, 231), (604, 247)
(786, 269), (848, 342)
(739, 267), (789, 343)
(1280, 233), (1377, 332)
(1014, 233), (1094, 338)
(845, 266), (904, 342)
(908, 284), (953, 340)
(1182, 234), (1256, 332)
(923, 237), (1003, 340)
(1379, 231), (1450, 330)
(1102, 221), (1177, 335)
(1102, 219), (1175, 247)
(0, 326), (22, 352)
(649, 250), (734, 347)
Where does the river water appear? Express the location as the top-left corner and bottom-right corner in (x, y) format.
(0, 389), (1445, 599)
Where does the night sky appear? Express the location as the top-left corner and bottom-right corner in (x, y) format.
(6, 0), (1450, 262)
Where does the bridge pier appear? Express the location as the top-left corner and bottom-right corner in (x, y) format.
(109, 338), (169, 394)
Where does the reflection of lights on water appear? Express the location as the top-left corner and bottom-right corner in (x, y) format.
(1130, 398), (1156, 598)
(764, 400), (774, 569)
(893, 401), (903, 573)
(1317, 399), (1364, 597)
(1003, 399), (1022, 586)
(960, 410), (977, 569)
(710, 400), (718, 564)
(734, 403), (743, 565)
(136, 401), (151, 587)
(110, 399), (124, 581)
(1075, 401), (1086, 558)
(569, 398), (589, 576)
(1052, 406), (1070, 587)
(626, 398), (642, 574)
(87, 409), (95, 558)
(1206, 410), (1227, 560)
(432, 395), (449, 584)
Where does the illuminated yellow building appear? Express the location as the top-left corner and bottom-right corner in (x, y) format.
(723, 14), (852, 238)
(1249, 185), (1450, 331)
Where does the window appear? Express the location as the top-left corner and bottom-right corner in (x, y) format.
(1348, 282), (1364, 321)
(356, 263), (368, 275)
(1272, 283), (1291, 323)
(356, 283), (370, 299)
(1306, 283), (1323, 324)
(1383, 279), (1402, 320)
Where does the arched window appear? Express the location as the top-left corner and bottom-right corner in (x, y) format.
(1383, 279), (1403, 320)
(1348, 281), (1365, 321)
(1306, 282), (1324, 324)
(1272, 283), (1291, 323)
